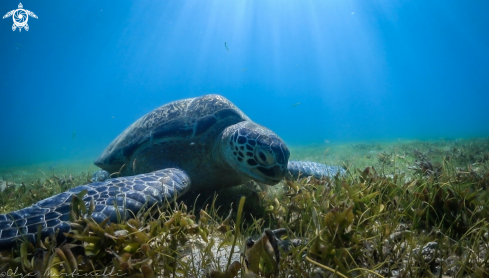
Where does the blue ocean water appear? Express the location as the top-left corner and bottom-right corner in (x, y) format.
(1, 0), (488, 167)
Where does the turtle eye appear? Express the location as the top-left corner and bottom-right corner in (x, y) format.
(255, 148), (274, 166)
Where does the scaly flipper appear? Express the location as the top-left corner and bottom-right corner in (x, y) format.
(2, 10), (14, 19)
(0, 168), (190, 249)
(286, 161), (344, 180)
(25, 10), (38, 19)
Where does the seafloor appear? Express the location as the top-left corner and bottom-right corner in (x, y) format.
(0, 137), (488, 277)
(2, 138), (487, 184)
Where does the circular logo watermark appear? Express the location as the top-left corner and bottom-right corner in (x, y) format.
(2, 3), (38, 32)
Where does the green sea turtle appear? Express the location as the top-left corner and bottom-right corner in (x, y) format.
(0, 94), (343, 249)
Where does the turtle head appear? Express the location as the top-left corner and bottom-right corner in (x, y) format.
(218, 121), (290, 185)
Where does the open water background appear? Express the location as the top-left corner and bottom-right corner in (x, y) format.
(1, 0), (488, 168)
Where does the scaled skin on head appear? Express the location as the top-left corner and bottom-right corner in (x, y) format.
(217, 121), (290, 185)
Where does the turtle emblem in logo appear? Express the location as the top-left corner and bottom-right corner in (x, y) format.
(3, 3), (38, 32)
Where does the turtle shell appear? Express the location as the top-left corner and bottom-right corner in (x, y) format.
(95, 95), (249, 175)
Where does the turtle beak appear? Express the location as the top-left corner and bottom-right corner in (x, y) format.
(250, 165), (285, 185)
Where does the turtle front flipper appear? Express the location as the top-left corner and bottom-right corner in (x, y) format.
(286, 161), (344, 180)
(0, 168), (190, 250)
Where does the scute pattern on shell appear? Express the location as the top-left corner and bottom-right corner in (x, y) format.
(101, 98), (192, 158)
(95, 95), (249, 171)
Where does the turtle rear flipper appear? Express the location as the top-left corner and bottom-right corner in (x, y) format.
(12, 24), (16, 31)
(24, 23), (28, 31)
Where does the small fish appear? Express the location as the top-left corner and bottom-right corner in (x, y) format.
(133, 159), (137, 172)
(224, 41), (229, 52)
(291, 102), (301, 108)
(72, 131), (76, 141)
(242, 68), (248, 71)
